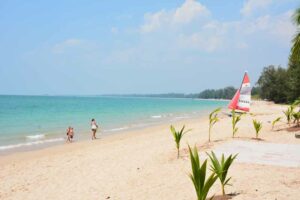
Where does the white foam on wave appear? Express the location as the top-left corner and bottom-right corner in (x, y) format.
(175, 116), (189, 119)
(26, 134), (46, 140)
(107, 127), (129, 132)
(151, 115), (162, 119)
(0, 138), (64, 151)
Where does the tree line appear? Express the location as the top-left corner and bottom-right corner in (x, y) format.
(256, 8), (300, 104)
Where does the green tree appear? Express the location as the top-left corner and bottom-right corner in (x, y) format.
(290, 8), (300, 62)
(287, 8), (300, 102)
(257, 65), (290, 103)
(287, 60), (300, 102)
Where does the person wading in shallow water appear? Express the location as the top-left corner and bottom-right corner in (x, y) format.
(91, 119), (98, 140)
(66, 126), (74, 143)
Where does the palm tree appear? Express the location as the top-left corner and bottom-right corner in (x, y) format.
(271, 117), (281, 130)
(208, 107), (221, 142)
(170, 125), (190, 158)
(188, 146), (217, 200)
(290, 8), (300, 62)
(293, 112), (300, 127)
(283, 105), (294, 125)
(231, 110), (242, 138)
(207, 151), (237, 196)
(253, 119), (263, 139)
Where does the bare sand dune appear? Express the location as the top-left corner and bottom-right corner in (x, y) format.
(0, 101), (299, 200)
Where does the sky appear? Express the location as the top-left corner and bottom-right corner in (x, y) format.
(0, 0), (299, 95)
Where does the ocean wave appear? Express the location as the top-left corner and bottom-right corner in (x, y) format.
(106, 127), (129, 132)
(151, 115), (162, 119)
(0, 138), (64, 151)
(174, 116), (189, 119)
(26, 134), (46, 140)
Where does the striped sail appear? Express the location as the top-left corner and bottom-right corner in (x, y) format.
(228, 72), (251, 112)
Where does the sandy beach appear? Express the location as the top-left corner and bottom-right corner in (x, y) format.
(0, 101), (300, 200)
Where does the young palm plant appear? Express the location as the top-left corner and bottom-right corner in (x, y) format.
(293, 112), (300, 127)
(170, 125), (190, 158)
(272, 117), (281, 130)
(283, 106), (294, 125)
(188, 146), (217, 200)
(253, 119), (263, 139)
(208, 107), (221, 142)
(207, 151), (238, 196)
(231, 110), (242, 138)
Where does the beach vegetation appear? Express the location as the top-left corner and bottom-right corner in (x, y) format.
(207, 151), (238, 196)
(188, 146), (217, 200)
(208, 107), (221, 142)
(231, 110), (242, 138)
(271, 117), (281, 130)
(257, 65), (289, 103)
(290, 8), (300, 62)
(253, 119), (263, 139)
(292, 112), (300, 127)
(256, 8), (300, 104)
(170, 125), (190, 158)
(198, 87), (236, 99)
(283, 106), (294, 125)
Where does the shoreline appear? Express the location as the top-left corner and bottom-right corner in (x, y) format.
(0, 116), (205, 163)
(0, 107), (217, 156)
(1, 101), (300, 200)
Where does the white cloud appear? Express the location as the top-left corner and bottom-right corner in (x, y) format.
(140, 0), (210, 33)
(240, 0), (273, 16)
(141, 10), (169, 33)
(52, 39), (82, 54)
(173, 0), (210, 24)
(177, 33), (222, 52)
(104, 0), (296, 67)
(236, 10), (295, 43)
(270, 10), (295, 43)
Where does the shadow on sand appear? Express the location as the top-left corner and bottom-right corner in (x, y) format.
(212, 192), (240, 200)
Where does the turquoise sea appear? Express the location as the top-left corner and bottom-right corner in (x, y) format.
(0, 95), (228, 153)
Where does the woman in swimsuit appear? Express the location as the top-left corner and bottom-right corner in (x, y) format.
(91, 119), (98, 140)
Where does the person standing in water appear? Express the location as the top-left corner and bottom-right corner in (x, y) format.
(91, 119), (98, 140)
(66, 126), (74, 143)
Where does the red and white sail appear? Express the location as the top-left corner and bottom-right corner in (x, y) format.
(228, 72), (251, 112)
